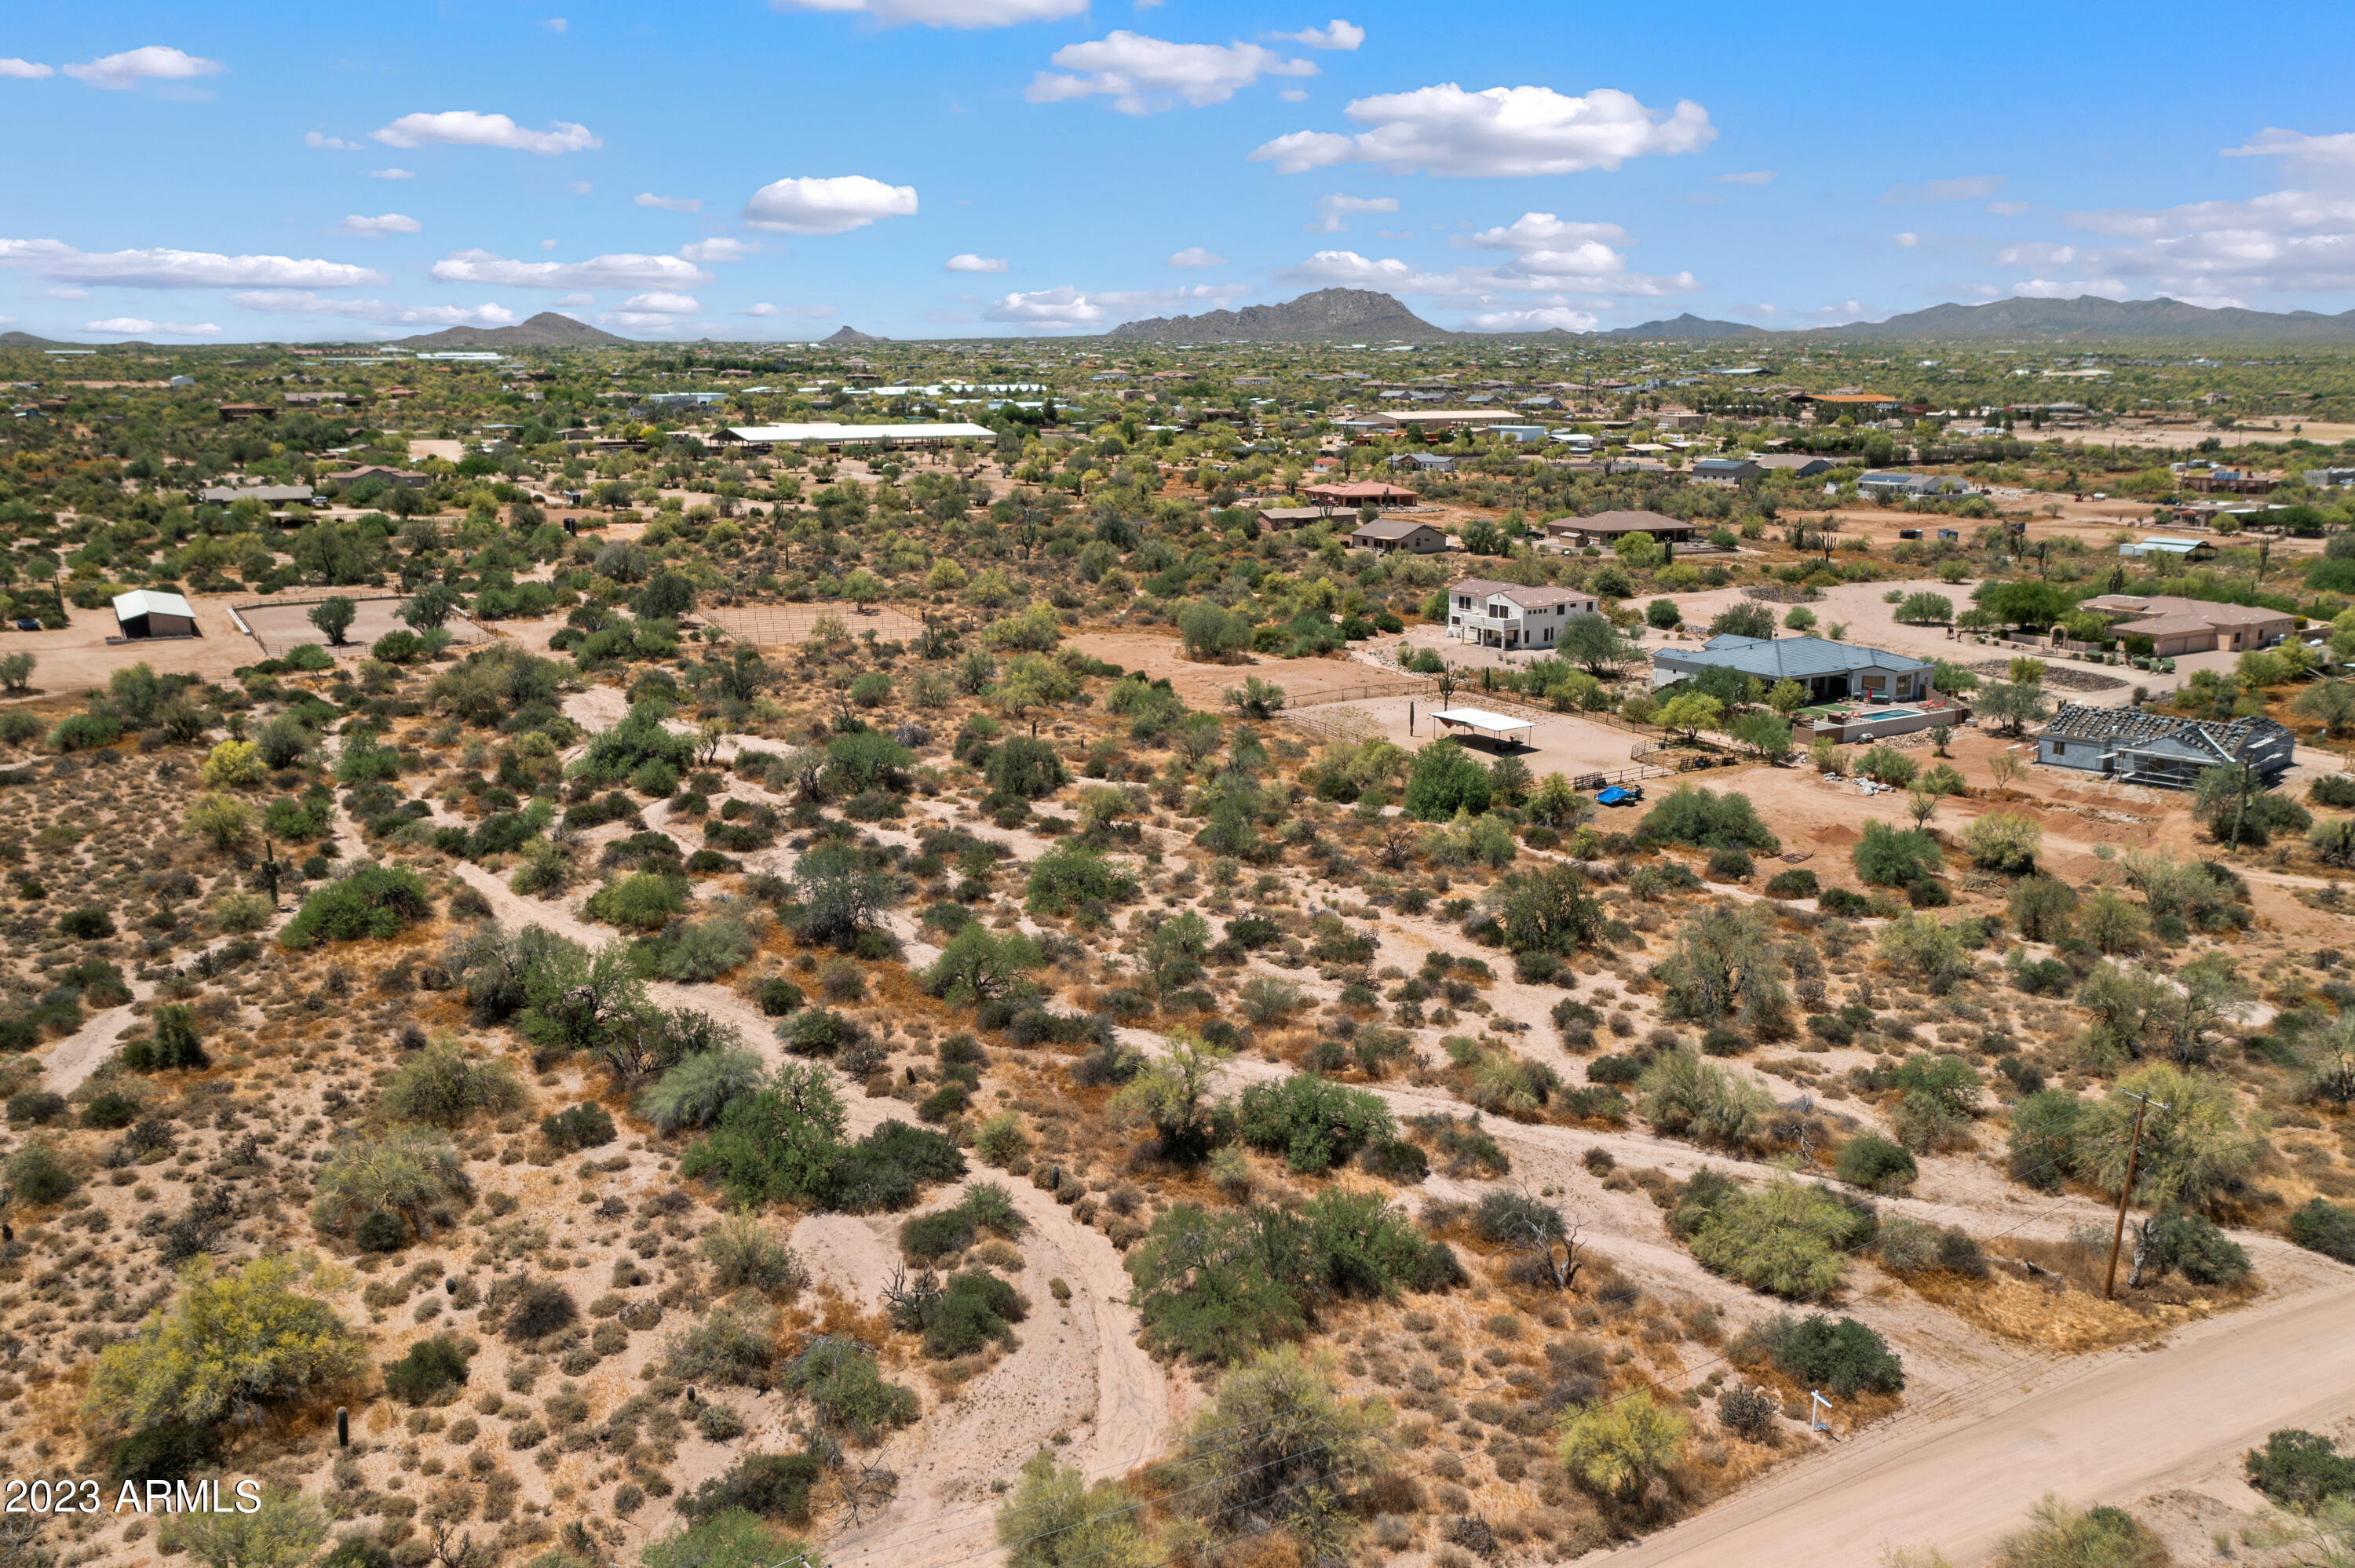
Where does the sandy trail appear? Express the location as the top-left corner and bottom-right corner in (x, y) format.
(436, 830), (1177, 1536)
(41, 805), (372, 1094)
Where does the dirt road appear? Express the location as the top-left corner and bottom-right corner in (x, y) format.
(1603, 1259), (2355, 1566)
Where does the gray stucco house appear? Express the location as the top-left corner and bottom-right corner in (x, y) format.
(1650, 633), (1933, 702)
(2035, 703), (2294, 789)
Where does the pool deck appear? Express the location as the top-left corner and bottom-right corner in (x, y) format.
(1802, 701), (1965, 744)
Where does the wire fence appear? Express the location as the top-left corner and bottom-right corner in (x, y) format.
(699, 601), (929, 647)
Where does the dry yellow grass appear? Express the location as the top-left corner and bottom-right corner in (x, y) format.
(1908, 1271), (2218, 1354)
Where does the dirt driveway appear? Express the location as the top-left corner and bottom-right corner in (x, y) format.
(1633, 577), (2180, 706)
(1605, 1256), (2355, 1568)
(0, 589), (257, 697)
(1287, 693), (1653, 781)
(1064, 629), (1415, 709)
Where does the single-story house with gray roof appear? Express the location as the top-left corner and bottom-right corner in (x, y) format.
(1351, 517), (1449, 555)
(1651, 633), (1932, 702)
(2036, 703), (2292, 789)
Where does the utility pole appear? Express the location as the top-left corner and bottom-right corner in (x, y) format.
(2103, 1088), (2170, 1299)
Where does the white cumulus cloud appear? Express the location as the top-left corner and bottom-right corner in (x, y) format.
(2045, 188), (2355, 294)
(428, 249), (712, 290)
(1273, 19), (1364, 49)
(1714, 169), (1775, 184)
(737, 303), (782, 317)
(0, 59), (54, 79)
(371, 168), (414, 181)
(982, 282), (1247, 330)
(306, 132), (361, 151)
(1167, 246), (1225, 268)
(1251, 83), (1714, 177)
(619, 291), (699, 313)
(1460, 307), (1597, 332)
(553, 293), (594, 307)
(1028, 32), (1315, 115)
(2224, 128), (2355, 177)
(339, 213), (422, 238)
(0, 239), (381, 290)
(984, 286), (1107, 330)
(2010, 277), (2130, 300)
(636, 192), (702, 213)
(1893, 232), (1919, 248)
(83, 318), (219, 335)
(1273, 212), (1695, 315)
(229, 292), (520, 327)
(1879, 174), (2004, 204)
(769, 0), (1086, 27)
(63, 46), (221, 91)
(371, 111), (601, 155)
(740, 175), (918, 234)
(679, 238), (756, 263)
(946, 253), (1010, 272)
(1307, 193), (1397, 232)
(1455, 211), (1694, 293)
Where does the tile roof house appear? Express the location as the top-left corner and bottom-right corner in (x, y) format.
(1303, 480), (1418, 509)
(1351, 517), (1450, 555)
(1539, 509), (1698, 547)
(2076, 593), (2294, 655)
(1446, 578), (1600, 649)
(325, 465), (432, 490)
(2036, 703), (2293, 789)
(1652, 633), (1932, 702)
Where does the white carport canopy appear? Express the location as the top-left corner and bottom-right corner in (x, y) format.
(1429, 706), (1534, 739)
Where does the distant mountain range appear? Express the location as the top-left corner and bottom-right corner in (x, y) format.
(1107, 287), (1452, 344)
(391, 312), (626, 348)
(7, 290), (2354, 352)
(1606, 294), (2355, 343)
(1098, 289), (2355, 345)
(1599, 312), (1773, 340)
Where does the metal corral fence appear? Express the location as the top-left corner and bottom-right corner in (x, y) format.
(1281, 676), (1432, 707)
(232, 595), (487, 659)
(1281, 706), (1389, 745)
(699, 602), (928, 647)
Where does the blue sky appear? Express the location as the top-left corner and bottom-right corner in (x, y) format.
(4, 1), (2354, 341)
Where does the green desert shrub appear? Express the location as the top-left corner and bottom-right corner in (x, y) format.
(279, 864), (432, 949)
(381, 1039), (527, 1127)
(1732, 1311), (1904, 1398)
(382, 1336), (471, 1405)
(2243, 1429), (2355, 1513)
(1685, 1178), (1874, 1300)
(779, 1338), (918, 1442)
(2286, 1198), (2355, 1263)
(1236, 1074), (1396, 1174)
(1835, 1133), (1918, 1194)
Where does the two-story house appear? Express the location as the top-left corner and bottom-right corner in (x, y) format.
(1445, 578), (1600, 649)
